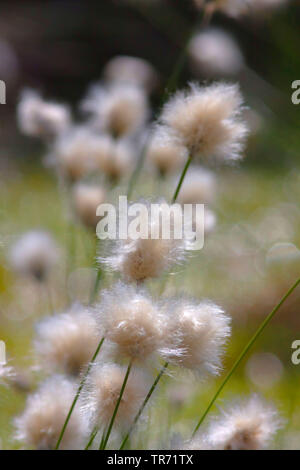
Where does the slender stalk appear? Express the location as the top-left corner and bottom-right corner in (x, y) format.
(85, 426), (98, 450)
(192, 277), (300, 437)
(100, 361), (133, 450)
(127, 5), (213, 198)
(55, 336), (105, 450)
(119, 361), (169, 450)
(172, 155), (193, 204)
(89, 267), (102, 305)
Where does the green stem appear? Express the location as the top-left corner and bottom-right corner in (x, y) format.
(85, 426), (98, 450)
(171, 155), (193, 203)
(192, 277), (300, 437)
(100, 361), (133, 450)
(55, 336), (105, 450)
(89, 267), (102, 305)
(119, 361), (169, 450)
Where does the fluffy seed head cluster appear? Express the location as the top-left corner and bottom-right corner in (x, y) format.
(17, 89), (70, 139)
(95, 282), (164, 361)
(189, 29), (244, 77)
(52, 126), (105, 181)
(82, 84), (149, 137)
(146, 127), (187, 176)
(189, 395), (282, 450)
(34, 307), (100, 376)
(92, 135), (133, 181)
(81, 363), (150, 430)
(9, 230), (59, 282)
(103, 55), (158, 92)
(163, 298), (231, 374)
(15, 375), (88, 449)
(160, 82), (248, 161)
(102, 199), (188, 282)
(177, 166), (216, 205)
(73, 183), (106, 229)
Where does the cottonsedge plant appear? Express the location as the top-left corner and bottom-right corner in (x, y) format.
(81, 363), (150, 449)
(101, 199), (188, 283)
(9, 231), (59, 283)
(15, 375), (88, 450)
(34, 306), (101, 376)
(17, 89), (70, 140)
(185, 395), (282, 450)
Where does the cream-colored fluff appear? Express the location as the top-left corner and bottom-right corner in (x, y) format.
(14, 375), (88, 449)
(146, 127), (187, 176)
(9, 230), (59, 282)
(52, 126), (108, 181)
(82, 83), (149, 137)
(186, 395), (282, 450)
(17, 89), (70, 138)
(102, 199), (188, 282)
(81, 363), (150, 430)
(189, 29), (244, 77)
(103, 55), (158, 92)
(160, 82), (248, 161)
(73, 183), (107, 229)
(95, 282), (164, 362)
(34, 307), (101, 376)
(163, 298), (231, 374)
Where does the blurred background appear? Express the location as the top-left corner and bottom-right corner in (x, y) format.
(1, 0), (300, 449)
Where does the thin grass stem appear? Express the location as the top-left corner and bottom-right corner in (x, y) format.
(192, 276), (300, 437)
(119, 361), (169, 450)
(100, 361), (133, 450)
(55, 336), (105, 449)
(171, 155), (193, 204)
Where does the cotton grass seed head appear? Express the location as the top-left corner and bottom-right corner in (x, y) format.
(94, 282), (164, 362)
(52, 126), (107, 181)
(17, 89), (70, 139)
(200, 394), (282, 450)
(81, 362), (150, 430)
(146, 127), (187, 176)
(177, 166), (216, 205)
(160, 82), (248, 162)
(189, 29), (244, 77)
(163, 298), (231, 374)
(34, 306), (100, 376)
(102, 199), (188, 282)
(9, 230), (59, 282)
(73, 183), (107, 229)
(82, 83), (149, 138)
(103, 55), (158, 92)
(92, 136), (134, 182)
(14, 375), (88, 450)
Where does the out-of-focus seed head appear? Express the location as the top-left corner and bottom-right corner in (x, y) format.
(147, 127), (187, 176)
(82, 83), (149, 138)
(9, 231), (59, 282)
(34, 306), (101, 376)
(14, 375), (88, 449)
(103, 55), (159, 92)
(94, 282), (164, 362)
(188, 395), (282, 450)
(52, 126), (105, 181)
(17, 89), (70, 139)
(92, 136), (134, 182)
(162, 298), (231, 374)
(81, 363), (150, 430)
(216, 0), (288, 18)
(160, 82), (248, 161)
(102, 199), (188, 282)
(73, 183), (106, 229)
(177, 166), (217, 205)
(189, 29), (244, 77)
